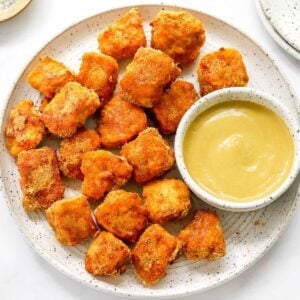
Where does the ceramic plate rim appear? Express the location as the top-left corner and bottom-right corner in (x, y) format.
(0, 2), (299, 298)
(259, 0), (300, 52)
(254, 0), (300, 61)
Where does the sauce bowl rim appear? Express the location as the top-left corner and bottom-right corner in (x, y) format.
(175, 87), (300, 212)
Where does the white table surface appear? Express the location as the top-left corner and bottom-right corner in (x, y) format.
(1, 0), (299, 299)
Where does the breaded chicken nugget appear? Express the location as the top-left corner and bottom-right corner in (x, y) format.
(97, 95), (147, 148)
(41, 82), (100, 138)
(81, 150), (132, 201)
(17, 147), (64, 211)
(5, 99), (45, 157)
(150, 10), (205, 65)
(143, 179), (191, 224)
(59, 128), (101, 180)
(178, 210), (226, 260)
(197, 48), (249, 96)
(46, 194), (96, 246)
(77, 52), (118, 107)
(27, 56), (75, 98)
(119, 47), (181, 108)
(98, 8), (146, 60)
(85, 231), (131, 276)
(132, 224), (181, 286)
(94, 190), (148, 243)
(151, 80), (198, 134)
(120, 128), (175, 183)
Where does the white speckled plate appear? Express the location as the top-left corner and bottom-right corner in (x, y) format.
(0, 4), (299, 299)
(260, 0), (300, 52)
(255, 0), (300, 60)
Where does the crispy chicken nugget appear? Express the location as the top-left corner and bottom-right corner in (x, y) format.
(5, 99), (45, 157)
(94, 190), (148, 243)
(97, 94), (147, 148)
(132, 224), (181, 286)
(143, 179), (191, 225)
(46, 194), (96, 246)
(151, 80), (198, 134)
(59, 128), (101, 180)
(120, 128), (175, 183)
(77, 52), (118, 107)
(98, 8), (146, 60)
(178, 210), (226, 260)
(197, 48), (249, 96)
(119, 47), (181, 108)
(81, 150), (133, 201)
(85, 231), (131, 276)
(41, 82), (100, 138)
(150, 10), (205, 65)
(17, 147), (64, 211)
(27, 56), (75, 98)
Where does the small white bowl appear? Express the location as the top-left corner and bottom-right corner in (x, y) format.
(175, 87), (300, 211)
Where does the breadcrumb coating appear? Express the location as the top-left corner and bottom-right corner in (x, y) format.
(151, 10), (205, 65)
(59, 128), (101, 180)
(132, 224), (181, 285)
(143, 179), (191, 224)
(77, 52), (118, 107)
(41, 82), (100, 138)
(178, 210), (226, 260)
(198, 48), (249, 95)
(98, 8), (146, 60)
(120, 128), (175, 183)
(85, 231), (131, 276)
(98, 94), (147, 148)
(5, 99), (45, 157)
(151, 80), (198, 134)
(27, 55), (75, 98)
(17, 147), (64, 211)
(46, 194), (96, 246)
(81, 150), (132, 201)
(119, 47), (181, 108)
(94, 190), (148, 243)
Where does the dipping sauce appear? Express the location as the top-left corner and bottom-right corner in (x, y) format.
(183, 101), (294, 202)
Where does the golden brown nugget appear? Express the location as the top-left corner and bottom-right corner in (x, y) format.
(178, 210), (226, 260)
(151, 80), (198, 134)
(98, 8), (146, 60)
(132, 224), (181, 286)
(41, 82), (100, 138)
(143, 179), (191, 225)
(120, 128), (175, 183)
(46, 195), (96, 246)
(119, 47), (181, 108)
(150, 10), (205, 65)
(27, 56), (75, 98)
(77, 52), (118, 107)
(59, 128), (101, 180)
(5, 99), (45, 157)
(197, 48), (249, 96)
(85, 231), (131, 276)
(98, 95), (147, 148)
(81, 150), (132, 201)
(17, 147), (64, 211)
(94, 190), (148, 243)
